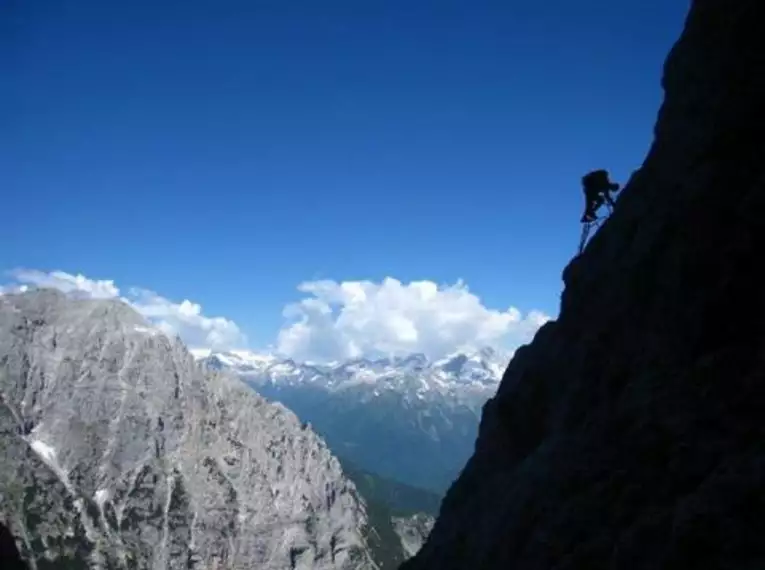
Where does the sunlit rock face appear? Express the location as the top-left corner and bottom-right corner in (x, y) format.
(0, 289), (378, 570)
(391, 514), (435, 559)
(402, 1), (765, 569)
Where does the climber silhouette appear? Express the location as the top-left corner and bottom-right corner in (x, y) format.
(580, 169), (620, 222)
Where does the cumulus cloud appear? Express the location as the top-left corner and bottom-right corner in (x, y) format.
(127, 287), (246, 351)
(276, 278), (551, 362)
(1, 269), (246, 351)
(7, 269), (119, 299)
(2, 270), (552, 362)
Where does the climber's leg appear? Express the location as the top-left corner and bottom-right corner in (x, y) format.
(578, 222), (591, 253)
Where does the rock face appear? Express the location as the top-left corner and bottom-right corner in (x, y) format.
(0, 290), (378, 569)
(402, 1), (765, 569)
(0, 522), (27, 569)
(390, 514), (434, 560)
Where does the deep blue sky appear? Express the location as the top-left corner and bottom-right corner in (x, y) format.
(2, 0), (689, 347)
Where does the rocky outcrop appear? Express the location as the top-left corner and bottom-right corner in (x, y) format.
(401, 1), (765, 569)
(0, 290), (378, 569)
(391, 514), (434, 559)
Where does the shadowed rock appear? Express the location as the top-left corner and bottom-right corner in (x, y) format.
(401, 1), (765, 568)
(0, 522), (28, 570)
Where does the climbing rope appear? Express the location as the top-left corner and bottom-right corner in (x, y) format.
(577, 203), (613, 254)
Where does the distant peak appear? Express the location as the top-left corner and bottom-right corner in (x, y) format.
(195, 347), (505, 400)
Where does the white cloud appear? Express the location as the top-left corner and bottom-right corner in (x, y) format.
(8, 269), (119, 299)
(127, 287), (246, 351)
(2, 270), (552, 362)
(1, 269), (246, 352)
(276, 278), (551, 362)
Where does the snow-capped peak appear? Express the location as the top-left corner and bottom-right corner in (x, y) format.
(202, 349), (278, 372)
(197, 347), (509, 404)
(432, 347), (508, 381)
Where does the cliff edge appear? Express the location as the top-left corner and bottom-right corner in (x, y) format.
(401, 1), (765, 568)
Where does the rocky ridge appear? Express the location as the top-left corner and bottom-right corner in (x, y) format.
(390, 515), (434, 560)
(0, 289), (378, 569)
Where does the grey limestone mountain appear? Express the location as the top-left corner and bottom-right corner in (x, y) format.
(0, 289), (379, 569)
(402, 1), (765, 568)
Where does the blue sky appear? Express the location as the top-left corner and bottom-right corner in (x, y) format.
(2, 0), (689, 357)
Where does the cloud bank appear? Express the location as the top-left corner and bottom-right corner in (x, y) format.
(1, 269), (247, 352)
(276, 278), (551, 362)
(1, 270), (551, 361)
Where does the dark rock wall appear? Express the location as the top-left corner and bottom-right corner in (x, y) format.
(0, 522), (26, 569)
(401, 1), (765, 569)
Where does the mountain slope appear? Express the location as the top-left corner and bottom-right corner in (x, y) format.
(402, 1), (765, 569)
(198, 349), (508, 493)
(339, 459), (441, 518)
(337, 459), (438, 569)
(0, 289), (378, 569)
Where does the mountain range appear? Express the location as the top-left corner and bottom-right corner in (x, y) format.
(196, 347), (509, 493)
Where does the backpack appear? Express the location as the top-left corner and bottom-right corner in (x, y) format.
(582, 169), (609, 191)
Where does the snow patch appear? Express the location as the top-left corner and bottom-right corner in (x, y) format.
(94, 489), (109, 505)
(29, 438), (57, 464)
(133, 325), (160, 336)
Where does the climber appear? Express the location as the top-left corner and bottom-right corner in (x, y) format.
(580, 169), (620, 222)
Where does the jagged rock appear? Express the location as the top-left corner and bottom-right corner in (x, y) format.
(402, 1), (765, 569)
(0, 290), (378, 569)
(390, 514), (434, 559)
